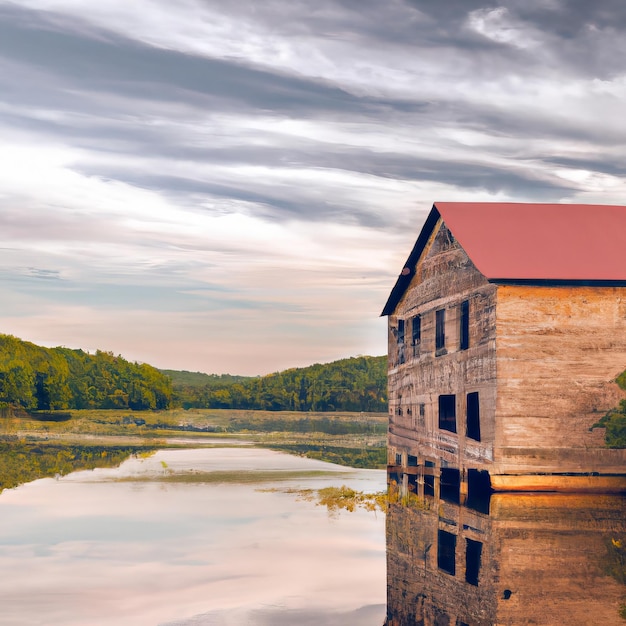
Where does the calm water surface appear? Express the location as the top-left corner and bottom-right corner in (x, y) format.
(385, 490), (626, 626)
(0, 447), (386, 626)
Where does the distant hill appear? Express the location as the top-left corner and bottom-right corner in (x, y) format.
(0, 334), (172, 411)
(159, 370), (252, 388)
(166, 355), (388, 412)
(0, 334), (388, 413)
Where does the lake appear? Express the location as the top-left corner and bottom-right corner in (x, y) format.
(0, 446), (387, 626)
(4, 442), (624, 625)
(385, 489), (626, 625)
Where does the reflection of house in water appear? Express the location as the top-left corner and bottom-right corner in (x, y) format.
(385, 493), (626, 626)
(382, 202), (626, 493)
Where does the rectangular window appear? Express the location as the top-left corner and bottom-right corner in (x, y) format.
(465, 538), (483, 586)
(397, 319), (405, 364)
(438, 394), (457, 433)
(466, 392), (481, 441)
(435, 309), (446, 352)
(411, 315), (421, 346)
(407, 454), (418, 467)
(460, 300), (469, 350)
(437, 529), (456, 576)
(397, 319), (405, 344)
(440, 467), (460, 504)
(467, 469), (491, 515)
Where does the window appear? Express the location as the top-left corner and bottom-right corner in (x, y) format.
(466, 392), (481, 441)
(440, 467), (460, 504)
(411, 314), (421, 346)
(397, 319), (405, 344)
(408, 454), (418, 466)
(435, 309), (446, 353)
(465, 538), (483, 586)
(467, 469), (491, 514)
(460, 300), (469, 350)
(397, 319), (405, 364)
(438, 394), (457, 433)
(437, 529), (456, 575)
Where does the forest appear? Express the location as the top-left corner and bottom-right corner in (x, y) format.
(164, 355), (388, 412)
(0, 334), (388, 413)
(0, 334), (172, 411)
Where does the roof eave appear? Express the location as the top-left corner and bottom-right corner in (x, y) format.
(380, 205), (441, 316)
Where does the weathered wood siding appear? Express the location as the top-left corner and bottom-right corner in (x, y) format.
(388, 220), (497, 476)
(385, 494), (626, 626)
(494, 285), (626, 480)
(388, 219), (626, 490)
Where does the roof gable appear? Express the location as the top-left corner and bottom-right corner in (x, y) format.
(382, 202), (626, 316)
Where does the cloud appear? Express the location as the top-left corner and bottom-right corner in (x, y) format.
(1, 0), (625, 373)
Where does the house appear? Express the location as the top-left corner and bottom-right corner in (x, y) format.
(382, 202), (626, 494)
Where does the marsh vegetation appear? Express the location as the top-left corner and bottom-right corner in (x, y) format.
(0, 407), (386, 492)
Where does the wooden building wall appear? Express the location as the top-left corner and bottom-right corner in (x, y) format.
(388, 220), (497, 485)
(388, 218), (626, 492)
(492, 285), (626, 489)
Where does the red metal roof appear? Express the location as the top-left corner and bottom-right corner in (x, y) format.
(382, 202), (626, 316)
(435, 202), (626, 281)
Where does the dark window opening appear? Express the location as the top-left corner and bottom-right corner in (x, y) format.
(408, 454), (418, 466)
(407, 474), (418, 493)
(465, 538), (483, 586)
(397, 319), (405, 364)
(397, 319), (405, 344)
(460, 300), (469, 350)
(395, 453), (402, 466)
(387, 472), (402, 493)
(411, 315), (421, 346)
(438, 394), (457, 433)
(437, 529), (456, 576)
(435, 309), (446, 353)
(466, 391), (481, 441)
(467, 469), (492, 514)
(419, 403), (425, 417)
(440, 467), (460, 504)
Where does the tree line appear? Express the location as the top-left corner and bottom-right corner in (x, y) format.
(164, 355), (388, 412)
(0, 334), (172, 411)
(0, 334), (388, 413)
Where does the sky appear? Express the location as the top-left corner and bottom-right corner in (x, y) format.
(1, 0), (626, 375)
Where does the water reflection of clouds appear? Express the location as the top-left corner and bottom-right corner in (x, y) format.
(163, 604), (386, 625)
(0, 448), (386, 626)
